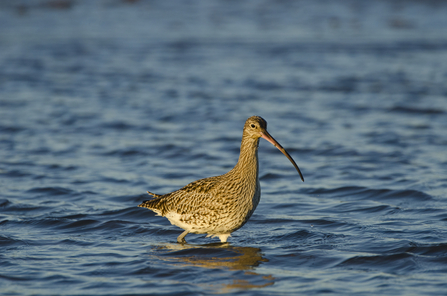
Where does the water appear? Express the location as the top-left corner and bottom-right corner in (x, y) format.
(1, 0), (447, 295)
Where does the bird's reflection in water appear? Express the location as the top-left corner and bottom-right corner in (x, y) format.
(150, 242), (275, 292)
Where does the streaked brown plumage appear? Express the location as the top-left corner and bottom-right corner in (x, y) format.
(139, 116), (304, 243)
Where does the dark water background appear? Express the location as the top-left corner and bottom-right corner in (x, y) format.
(1, 0), (447, 295)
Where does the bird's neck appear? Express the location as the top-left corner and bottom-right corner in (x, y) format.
(231, 135), (260, 182)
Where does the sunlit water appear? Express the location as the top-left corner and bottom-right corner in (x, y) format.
(1, 0), (447, 295)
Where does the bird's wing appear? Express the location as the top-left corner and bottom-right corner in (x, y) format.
(166, 175), (223, 210)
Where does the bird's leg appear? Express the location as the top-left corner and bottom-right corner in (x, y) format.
(177, 230), (189, 244)
(218, 234), (230, 243)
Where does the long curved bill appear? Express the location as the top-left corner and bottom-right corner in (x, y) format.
(261, 131), (304, 182)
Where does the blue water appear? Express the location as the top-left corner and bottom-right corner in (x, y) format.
(1, 0), (447, 295)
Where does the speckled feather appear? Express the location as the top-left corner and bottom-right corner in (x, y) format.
(138, 116), (303, 243)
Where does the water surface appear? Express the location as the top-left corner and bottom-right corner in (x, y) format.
(1, 0), (447, 295)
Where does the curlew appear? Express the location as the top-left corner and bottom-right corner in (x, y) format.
(139, 116), (304, 243)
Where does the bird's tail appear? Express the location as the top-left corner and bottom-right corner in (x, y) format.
(138, 191), (166, 216)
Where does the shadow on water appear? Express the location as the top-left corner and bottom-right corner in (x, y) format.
(149, 242), (275, 292)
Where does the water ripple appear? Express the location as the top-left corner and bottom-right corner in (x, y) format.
(1, 0), (447, 295)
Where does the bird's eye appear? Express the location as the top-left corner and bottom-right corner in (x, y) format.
(250, 124), (256, 128)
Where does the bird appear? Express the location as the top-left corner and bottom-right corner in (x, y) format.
(138, 116), (304, 244)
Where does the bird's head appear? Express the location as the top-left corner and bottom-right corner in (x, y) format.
(243, 116), (304, 182)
